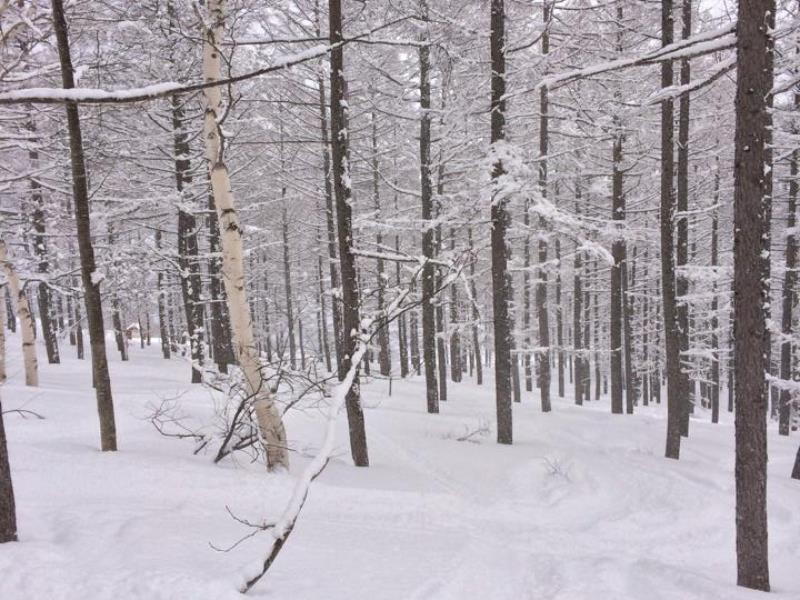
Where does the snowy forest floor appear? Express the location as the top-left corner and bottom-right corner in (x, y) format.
(0, 332), (798, 600)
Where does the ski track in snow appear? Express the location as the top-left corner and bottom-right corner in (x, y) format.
(0, 333), (798, 600)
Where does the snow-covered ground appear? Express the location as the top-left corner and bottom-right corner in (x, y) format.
(1, 333), (798, 600)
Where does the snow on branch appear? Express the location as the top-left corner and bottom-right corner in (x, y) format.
(0, 17), (408, 105)
(531, 23), (736, 93)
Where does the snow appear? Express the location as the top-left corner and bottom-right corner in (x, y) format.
(1, 331), (799, 599)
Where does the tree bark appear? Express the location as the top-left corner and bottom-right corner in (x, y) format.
(0, 389), (16, 543)
(536, 1), (552, 413)
(676, 0), (692, 437)
(51, 0), (117, 451)
(329, 0), (369, 465)
(490, 0), (513, 442)
(173, 94), (205, 382)
(0, 242), (38, 387)
(27, 119), (59, 365)
(780, 97), (799, 435)
(661, 0), (681, 460)
(468, 227), (483, 386)
(573, 185), (583, 405)
(710, 160), (720, 423)
(371, 107), (391, 377)
(201, 0), (288, 470)
(610, 127), (625, 415)
(732, 0), (773, 588)
(419, 8), (439, 413)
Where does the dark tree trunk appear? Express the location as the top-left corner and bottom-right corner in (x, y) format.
(395, 219), (409, 378)
(661, 0), (681, 460)
(419, 14), (439, 413)
(468, 227), (483, 386)
(4, 291), (14, 334)
(330, 0), (368, 466)
(207, 189), (234, 373)
(593, 259), (601, 401)
(536, 2), (552, 413)
(449, 229), (462, 383)
(610, 129), (625, 415)
(371, 109), (391, 377)
(317, 76), (343, 368)
(732, 0), (773, 588)
(52, 0), (117, 451)
(434, 216), (448, 403)
(156, 231), (171, 359)
(676, 0), (692, 437)
(409, 279), (421, 375)
(490, 0), (513, 442)
(27, 120), (60, 365)
(710, 161), (721, 423)
(780, 97), (799, 435)
(172, 94), (204, 382)
(573, 187), (583, 405)
(0, 398), (16, 543)
(792, 445), (800, 480)
(318, 253), (332, 373)
(623, 250), (636, 413)
(556, 237), (564, 398)
(523, 196), (533, 393)
(281, 206), (297, 370)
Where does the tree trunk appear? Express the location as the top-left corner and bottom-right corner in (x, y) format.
(419, 10), (439, 414)
(329, 0), (369, 466)
(573, 186), (583, 405)
(27, 119), (59, 365)
(208, 189), (234, 373)
(623, 249), (636, 413)
(318, 252), (332, 373)
(661, 0), (681, 460)
(156, 230), (171, 359)
(523, 196), (533, 393)
(281, 205), (297, 370)
(395, 221), (409, 378)
(732, 0), (773, 588)
(468, 227), (483, 386)
(371, 108), (391, 377)
(676, 0), (692, 437)
(52, 0), (117, 451)
(0, 242), (38, 387)
(172, 95), (205, 383)
(0, 390), (16, 544)
(710, 160), (720, 423)
(556, 237), (564, 398)
(201, 0), (288, 470)
(449, 229), (462, 383)
(317, 76), (343, 369)
(536, 1), (552, 413)
(610, 129), (625, 415)
(490, 0), (513, 442)
(780, 98), (799, 435)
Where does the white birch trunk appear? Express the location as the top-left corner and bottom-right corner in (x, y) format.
(0, 241), (37, 387)
(200, 0), (289, 471)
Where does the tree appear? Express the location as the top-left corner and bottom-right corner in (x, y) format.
(0, 390), (16, 544)
(0, 241), (37, 387)
(661, 0), (681, 460)
(329, 0), (369, 466)
(732, 0), (774, 589)
(419, 1), (439, 415)
(490, 0), (513, 444)
(200, 0), (288, 471)
(51, 0), (117, 451)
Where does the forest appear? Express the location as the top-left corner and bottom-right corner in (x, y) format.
(0, 0), (799, 598)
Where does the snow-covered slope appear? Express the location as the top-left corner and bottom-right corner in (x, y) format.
(0, 335), (798, 599)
